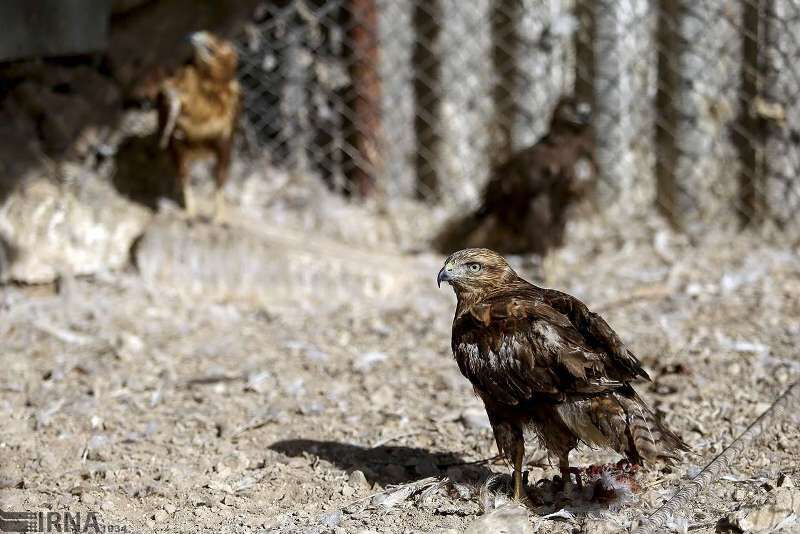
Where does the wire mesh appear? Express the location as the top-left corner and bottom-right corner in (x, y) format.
(235, 0), (800, 236)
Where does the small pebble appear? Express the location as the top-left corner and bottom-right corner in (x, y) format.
(354, 351), (388, 371)
(347, 469), (370, 490)
(286, 457), (307, 468)
(459, 408), (491, 430)
(320, 510), (342, 528)
(38, 451), (59, 471)
(153, 509), (169, 522)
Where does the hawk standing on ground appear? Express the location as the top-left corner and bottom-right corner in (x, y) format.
(157, 31), (240, 221)
(437, 248), (687, 502)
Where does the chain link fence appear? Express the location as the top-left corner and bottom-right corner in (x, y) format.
(235, 0), (800, 237)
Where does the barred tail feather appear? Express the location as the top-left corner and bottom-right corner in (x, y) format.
(621, 394), (688, 464)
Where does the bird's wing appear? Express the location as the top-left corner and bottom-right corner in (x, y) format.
(541, 288), (650, 380)
(452, 292), (636, 406)
(156, 83), (181, 148)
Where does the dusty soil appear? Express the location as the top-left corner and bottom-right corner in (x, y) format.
(1, 210), (799, 533)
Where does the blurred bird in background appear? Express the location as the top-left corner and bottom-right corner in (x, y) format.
(437, 248), (688, 503)
(157, 31), (240, 221)
(434, 97), (596, 256)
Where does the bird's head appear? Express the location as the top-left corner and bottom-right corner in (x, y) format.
(437, 248), (518, 297)
(550, 96), (592, 132)
(189, 31), (238, 80)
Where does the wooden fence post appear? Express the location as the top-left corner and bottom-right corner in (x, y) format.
(412, 0), (442, 202)
(490, 0), (520, 163)
(346, 0), (383, 198)
(763, 0), (800, 232)
(654, 1), (744, 233)
(735, 0), (766, 226)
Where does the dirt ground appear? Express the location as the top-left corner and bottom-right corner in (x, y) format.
(1, 206), (799, 533)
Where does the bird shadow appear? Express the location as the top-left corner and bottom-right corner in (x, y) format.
(269, 438), (493, 487)
(270, 439), (638, 519)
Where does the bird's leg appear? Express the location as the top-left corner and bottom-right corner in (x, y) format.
(558, 454), (583, 490)
(213, 188), (226, 223)
(558, 455), (570, 490)
(173, 149), (195, 218)
(183, 181), (196, 218)
(511, 438), (529, 504)
(212, 138), (231, 224)
(488, 415), (530, 504)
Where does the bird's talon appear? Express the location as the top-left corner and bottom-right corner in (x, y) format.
(512, 486), (534, 507)
(213, 190), (227, 224)
(513, 494), (533, 508)
(569, 467), (584, 488)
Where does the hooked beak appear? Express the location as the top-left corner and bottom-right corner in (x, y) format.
(190, 31), (212, 51)
(575, 102), (592, 125)
(437, 266), (451, 288)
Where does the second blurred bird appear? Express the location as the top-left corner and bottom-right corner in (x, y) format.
(156, 31), (241, 221)
(434, 97), (596, 256)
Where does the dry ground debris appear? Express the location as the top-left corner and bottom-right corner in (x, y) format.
(1, 208), (799, 533)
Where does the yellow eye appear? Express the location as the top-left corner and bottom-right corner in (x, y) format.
(467, 262), (482, 272)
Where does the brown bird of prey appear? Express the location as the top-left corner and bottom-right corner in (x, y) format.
(157, 31), (240, 220)
(437, 248), (687, 502)
(434, 97), (595, 255)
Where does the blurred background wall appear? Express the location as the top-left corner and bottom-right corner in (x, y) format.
(232, 0), (800, 232)
(0, 0), (799, 285)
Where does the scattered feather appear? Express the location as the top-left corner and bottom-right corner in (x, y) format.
(371, 477), (441, 509)
(479, 473), (511, 513)
(665, 516), (689, 534)
(541, 508), (575, 521)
